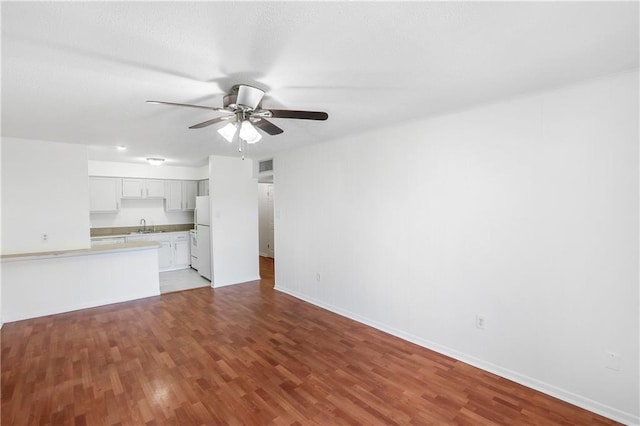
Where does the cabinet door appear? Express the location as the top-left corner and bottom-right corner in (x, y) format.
(122, 179), (144, 198)
(183, 181), (197, 210)
(145, 179), (165, 198)
(89, 177), (120, 212)
(172, 234), (190, 267)
(197, 179), (209, 196)
(158, 241), (173, 271)
(165, 181), (183, 211)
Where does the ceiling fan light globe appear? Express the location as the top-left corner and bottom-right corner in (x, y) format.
(239, 120), (261, 143)
(217, 122), (237, 143)
(245, 132), (262, 144)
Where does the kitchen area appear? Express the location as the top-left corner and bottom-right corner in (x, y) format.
(1, 140), (261, 325)
(89, 172), (212, 293)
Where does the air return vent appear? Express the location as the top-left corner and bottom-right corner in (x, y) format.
(259, 159), (273, 173)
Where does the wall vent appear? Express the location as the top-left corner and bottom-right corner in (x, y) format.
(259, 159), (273, 173)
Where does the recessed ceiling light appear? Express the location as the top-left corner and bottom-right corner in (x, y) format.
(116, 145), (127, 151)
(146, 157), (165, 166)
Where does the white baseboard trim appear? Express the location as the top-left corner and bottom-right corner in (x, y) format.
(213, 276), (262, 288)
(274, 285), (639, 426)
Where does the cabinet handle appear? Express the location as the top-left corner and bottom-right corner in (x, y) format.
(140, 188), (143, 197)
(146, 188), (149, 197)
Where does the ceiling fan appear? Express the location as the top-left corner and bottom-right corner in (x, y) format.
(147, 84), (328, 157)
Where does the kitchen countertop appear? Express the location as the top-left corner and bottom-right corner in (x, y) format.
(91, 230), (192, 240)
(1, 241), (161, 263)
(91, 224), (193, 237)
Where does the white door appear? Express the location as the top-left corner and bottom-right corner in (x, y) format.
(258, 183), (275, 258)
(266, 184), (275, 258)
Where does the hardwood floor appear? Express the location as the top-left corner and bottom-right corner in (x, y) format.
(2, 257), (618, 425)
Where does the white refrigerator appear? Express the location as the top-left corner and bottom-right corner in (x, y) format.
(195, 196), (212, 281)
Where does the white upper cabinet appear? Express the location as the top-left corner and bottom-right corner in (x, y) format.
(183, 181), (197, 210)
(197, 179), (209, 196)
(89, 177), (121, 212)
(165, 180), (183, 211)
(122, 179), (165, 199)
(165, 180), (197, 211)
(145, 180), (165, 198)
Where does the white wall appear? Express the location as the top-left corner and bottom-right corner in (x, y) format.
(88, 160), (200, 228)
(274, 71), (639, 423)
(1, 138), (91, 254)
(209, 156), (260, 287)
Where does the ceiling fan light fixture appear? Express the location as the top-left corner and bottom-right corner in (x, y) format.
(146, 157), (165, 166)
(217, 122), (238, 143)
(239, 120), (262, 144)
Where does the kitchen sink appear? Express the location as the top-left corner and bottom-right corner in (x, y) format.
(127, 230), (165, 235)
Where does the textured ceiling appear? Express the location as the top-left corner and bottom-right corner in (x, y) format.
(2, 2), (638, 166)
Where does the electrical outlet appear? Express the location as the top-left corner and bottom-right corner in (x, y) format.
(605, 351), (621, 371)
(41, 233), (48, 242)
(476, 315), (485, 330)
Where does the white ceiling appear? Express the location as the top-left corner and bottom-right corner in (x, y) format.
(2, 2), (638, 167)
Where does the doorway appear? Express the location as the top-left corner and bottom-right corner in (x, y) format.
(258, 183), (274, 259)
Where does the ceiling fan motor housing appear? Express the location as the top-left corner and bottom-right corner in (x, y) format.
(234, 85), (265, 110)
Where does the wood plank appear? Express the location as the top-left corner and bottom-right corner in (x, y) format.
(1, 257), (620, 425)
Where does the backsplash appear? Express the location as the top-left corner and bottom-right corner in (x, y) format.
(90, 198), (194, 229)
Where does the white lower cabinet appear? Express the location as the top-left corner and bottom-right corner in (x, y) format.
(172, 233), (190, 268)
(157, 239), (173, 271)
(95, 232), (191, 272)
(146, 232), (190, 272)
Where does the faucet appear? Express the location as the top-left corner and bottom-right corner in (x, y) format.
(140, 218), (146, 232)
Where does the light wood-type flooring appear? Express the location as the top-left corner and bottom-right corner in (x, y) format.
(2, 257), (618, 425)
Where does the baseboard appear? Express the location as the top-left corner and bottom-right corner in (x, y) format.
(274, 285), (639, 426)
(213, 276), (261, 288)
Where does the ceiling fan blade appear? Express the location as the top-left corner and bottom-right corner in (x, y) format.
(189, 116), (233, 129)
(147, 100), (231, 113)
(268, 109), (328, 120)
(252, 118), (284, 135)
